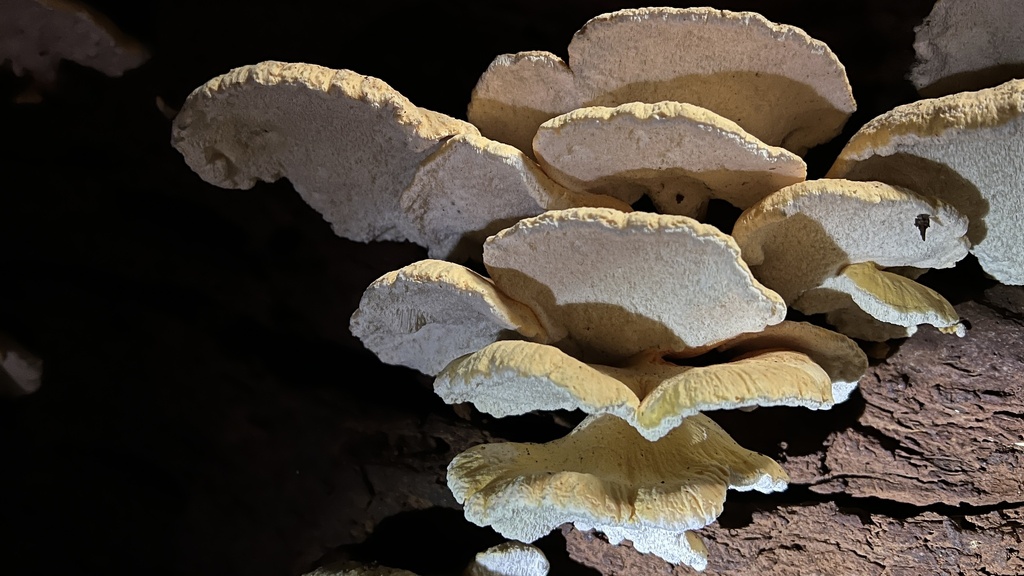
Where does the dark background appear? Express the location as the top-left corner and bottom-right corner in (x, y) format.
(1, 2), (944, 575)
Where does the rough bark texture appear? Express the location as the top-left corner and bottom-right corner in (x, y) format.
(797, 285), (1024, 507)
(565, 503), (1024, 575)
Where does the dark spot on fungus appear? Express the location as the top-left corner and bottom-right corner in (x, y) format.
(915, 214), (930, 240)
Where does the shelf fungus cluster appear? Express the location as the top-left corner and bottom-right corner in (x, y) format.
(350, 207), (868, 570)
(171, 61), (629, 261)
(170, 6), (858, 261)
(468, 6), (855, 158)
(169, 3), (1024, 573)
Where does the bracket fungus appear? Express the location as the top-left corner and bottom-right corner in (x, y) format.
(447, 413), (787, 570)
(435, 321), (866, 441)
(465, 542), (549, 576)
(911, 0), (1024, 97)
(0, 0), (148, 86)
(401, 133), (629, 260)
(351, 207), (866, 570)
(532, 101), (807, 220)
(0, 334), (43, 397)
(733, 179), (969, 340)
(468, 6), (855, 157)
(172, 62), (626, 260)
(828, 78), (1024, 286)
(483, 208), (786, 361)
(348, 259), (546, 376)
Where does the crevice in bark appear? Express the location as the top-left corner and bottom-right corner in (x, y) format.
(721, 486), (1024, 527)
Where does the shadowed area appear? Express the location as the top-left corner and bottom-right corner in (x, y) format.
(917, 63), (1024, 98)
(591, 71), (851, 154)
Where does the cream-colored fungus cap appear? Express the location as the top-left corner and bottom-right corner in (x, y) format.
(400, 133), (630, 260)
(0, 0), (149, 83)
(533, 102), (806, 219)
(465, 542), (549, 576)
(172, 61), (477, 243)
(447, 413), (787, 569)
(436, 341), (833, 441)
(911, 0), (1024, 96)
(467, 51), (576, 160)
(699, 321), (868, 403)
(828, 79), (1024, 285)
(469, 7), (855, 156)
(793, 262), (965, 341)
(349, 260), (545, 375)
(484, 207), (786, 362)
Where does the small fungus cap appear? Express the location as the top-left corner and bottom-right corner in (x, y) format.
(466, 542), (549, 576)
(349, 260), (545, 375)
(698, 321), (868, 403)
(793, 262), (965, 341)
(827, 79), (1024, 285)
(469, 7), (855, 155)
(533, 101), (806, 219)
(483, 207), (786, 361)
(400, 133), (630, 260)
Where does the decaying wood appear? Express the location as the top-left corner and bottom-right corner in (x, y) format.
(794, 285), (1024, 507)
(565, 503), (1023, 575)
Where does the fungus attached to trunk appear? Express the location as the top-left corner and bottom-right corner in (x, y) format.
(466, 542), (549, 576)
(794, 262), (966, 340)
(532, 101), (807, 219)
(436, 318), (867, 441)
(400, 133), (630, 260)
(695, 321), (869, 403)
(448, 413), (787, 571)
(483, 207), (785, 362)
(173, 61), (477, 244)
(468, 6), (855, 156)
